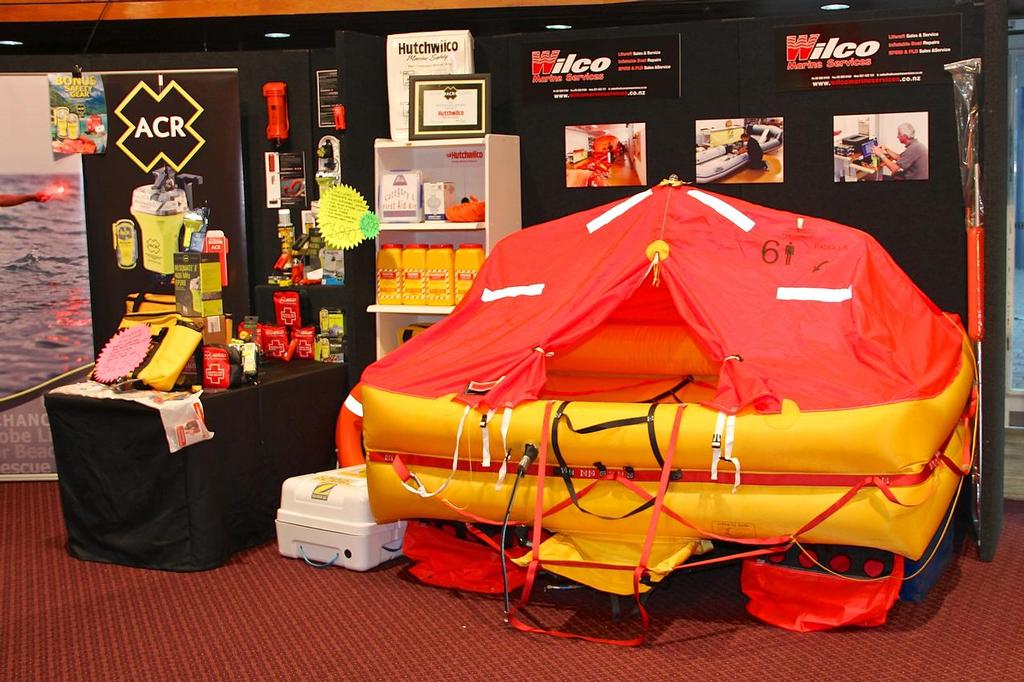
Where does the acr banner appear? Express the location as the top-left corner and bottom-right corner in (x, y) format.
(0, 74), (92, 480)
(82, 69), (248, 354)
(776, 14), (961, 91)
(523, 35), (681, 102)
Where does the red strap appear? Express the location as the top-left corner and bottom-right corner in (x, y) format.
(673, 544), (790, 570)
(462, 522), (503, 553)
(631, 405), (686, 637)
(391, 454), (412, 483)
(509, 401), (648, 646)
(538, 479), (602, 519)
(614, 474), (793, 546)
(523, 402), (554, 604)
(440, 499), (525, 527)
(368, 449), (951, 489)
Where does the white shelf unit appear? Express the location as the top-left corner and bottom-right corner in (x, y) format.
(371, 134), (521, 358)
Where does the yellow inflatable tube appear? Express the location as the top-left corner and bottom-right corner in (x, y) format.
(366, 420), (967, 560)
(363, 344), (972, 477)
(363, 340), (973, 561)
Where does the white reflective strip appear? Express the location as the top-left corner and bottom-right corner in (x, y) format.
(481, 409), (495, 468)
(494, 407), (514, 490)
(481, 283), (545, 303)
(585, 189), (654, 233)
(686, 189), (755, 232)
(710, 411), (726, 481)
(776, 286), (852, 303)
(401, 404), (470, 499)
(344, 393), (363, 417)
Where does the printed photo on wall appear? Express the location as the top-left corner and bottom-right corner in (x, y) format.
(832, 111), (929, 182)
(695, 118), (784, 184)
(564, 122), (647, 188)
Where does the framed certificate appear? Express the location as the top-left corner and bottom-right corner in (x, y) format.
(408, 74), (490, 140)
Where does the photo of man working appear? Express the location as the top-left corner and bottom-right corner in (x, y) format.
(832, 112), (929, 183)
(872, 122), (929, 180)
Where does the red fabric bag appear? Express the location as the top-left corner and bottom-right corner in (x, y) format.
(741, 548), (904, 632)
(402, 521), (527, 594)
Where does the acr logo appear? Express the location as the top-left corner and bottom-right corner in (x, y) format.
(785, 33), (880, 61)
(115, 79), (205, 173)
(531, 49), (612, 76)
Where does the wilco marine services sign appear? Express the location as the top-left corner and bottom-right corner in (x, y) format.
(775, 15), (961, 91)
(522, 35), (680, 103)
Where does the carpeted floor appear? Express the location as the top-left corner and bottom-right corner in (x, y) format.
(2, 481), (1023, 681)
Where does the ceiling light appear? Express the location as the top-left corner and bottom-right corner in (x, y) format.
(0, 40), (24, 46)
(264, 32), (291, 39)
(545, 24), (572, 30)
(820, 3), (851, 9)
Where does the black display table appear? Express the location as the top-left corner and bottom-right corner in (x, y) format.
(44, 361), (347, 571)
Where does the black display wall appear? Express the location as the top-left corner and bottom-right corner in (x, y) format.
(331, 31), (389, 381)
(1, 48), (377, 384)
(474, 2), (1006, 558)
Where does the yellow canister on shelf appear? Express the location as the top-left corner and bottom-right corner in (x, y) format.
(376, 243), (403, 305)
(454, 243), (485, 304)
(426, 244), (455, 306)
(401, 244), (428, 305)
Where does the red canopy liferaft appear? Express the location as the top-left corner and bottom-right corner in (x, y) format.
(361, 184), (963, 415)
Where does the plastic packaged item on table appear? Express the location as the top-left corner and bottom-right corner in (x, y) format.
(315, 334), (345, 363)
(273, 290), (302, 328)
(425, 244), (455, 306)
(202, 345), (242, 390)
(376, 243), (403, 305)
(400, 244), (428, 306)
(318, 308), (345, 336)
(293, 326), (316, 359)
(240, 341), (259, 381)
(263, 325), (289, 359)
(277, 465), (406, 571)
(454, 243), (485, 304)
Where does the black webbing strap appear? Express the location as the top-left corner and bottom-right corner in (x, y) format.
(548, 401), (676, 521)
(646, 403), (664, 468)
(644, 375), (694, 404)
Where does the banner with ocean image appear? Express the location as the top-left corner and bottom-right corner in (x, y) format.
(1, 74), (93, 480)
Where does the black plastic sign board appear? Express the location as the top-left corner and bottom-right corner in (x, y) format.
(82, 70), (248, 354)
(522, 35), (680, 103)
(775, 14), (961, 91)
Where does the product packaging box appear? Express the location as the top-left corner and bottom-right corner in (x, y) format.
(321, 248), (345, 285)
(196, 314), (232, 346)
(276, 465), (405, 571)
(422, 182), (456, 221)
(174, 252), (223, 317)
(378, 170), (423, 223)
(386, 30), (474, 142)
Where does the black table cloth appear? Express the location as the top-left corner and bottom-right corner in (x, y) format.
(44, 361), (347, 571)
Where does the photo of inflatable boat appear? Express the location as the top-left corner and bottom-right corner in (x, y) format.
(696, 123), (783, 182)
(348, 181), (974, 604)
